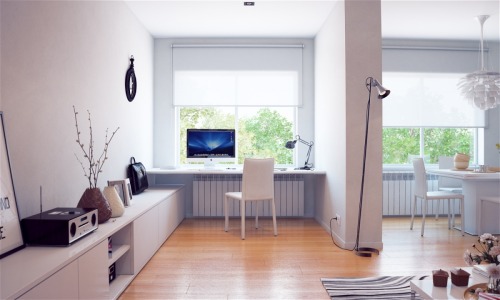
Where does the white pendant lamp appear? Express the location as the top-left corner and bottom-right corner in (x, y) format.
(457, 15), (500, 110)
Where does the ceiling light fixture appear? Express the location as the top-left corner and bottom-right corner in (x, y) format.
(457, 15), (500, 110)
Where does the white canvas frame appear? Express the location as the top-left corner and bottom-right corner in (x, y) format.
(0, 112), (25, 258)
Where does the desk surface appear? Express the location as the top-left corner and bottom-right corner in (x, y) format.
(149, 167), (326, 175)
(427, 169), (500, 181)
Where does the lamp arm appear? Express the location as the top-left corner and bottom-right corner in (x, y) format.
(304, 143), (313, 167)
(297, 136), (314, 168)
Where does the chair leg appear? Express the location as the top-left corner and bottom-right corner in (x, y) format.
(241, 200), (246, 240)
(447, 199), (451, 230)
(271, 199), (277, 236)
(450, 199), (456, 228)
(255, 201), (259, 229)
(460, 198), (465, 236)
(224, 196), (229, 232)
(410, 196), (417, 230)
(421, 199), (427, 237)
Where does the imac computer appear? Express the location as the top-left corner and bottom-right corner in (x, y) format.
(186, 129), (236, 168)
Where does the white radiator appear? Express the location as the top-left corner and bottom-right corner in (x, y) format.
(193, 174), (304, 217)
(382, 172), (460, 216)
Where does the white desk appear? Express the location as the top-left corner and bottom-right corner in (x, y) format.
(148, 168), (326, 218)
(410, 267), (488, 300)
(427, 169), (500, 235)
(148, 167), (326, 175)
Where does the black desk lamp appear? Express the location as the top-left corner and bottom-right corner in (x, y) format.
(285, 135), (314, 170)
(354, 77), (390, 257)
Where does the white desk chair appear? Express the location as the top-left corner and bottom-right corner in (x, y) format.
(224, 158), (277, 240)
(411, 158), (465, 236)
(436, 156), (463, 223)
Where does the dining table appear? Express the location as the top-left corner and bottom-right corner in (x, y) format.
(426, 168), (500, 235)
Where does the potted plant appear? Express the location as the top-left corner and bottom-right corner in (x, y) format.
(73, 106), (119, 223)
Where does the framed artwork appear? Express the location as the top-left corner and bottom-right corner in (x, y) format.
(0, 112), (25, 259)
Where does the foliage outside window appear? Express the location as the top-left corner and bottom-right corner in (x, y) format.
(179, 107), (294, 165)
(383, 128), (474, 164)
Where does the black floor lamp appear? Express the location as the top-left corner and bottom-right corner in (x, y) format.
(354, 77), (390, 257)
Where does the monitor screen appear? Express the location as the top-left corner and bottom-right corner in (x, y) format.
(186, 129), (236, 162)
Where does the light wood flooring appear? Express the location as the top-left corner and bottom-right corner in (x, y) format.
(119, 217), (479, 299)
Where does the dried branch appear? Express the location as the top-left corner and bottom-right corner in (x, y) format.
(73, 105), (119, 189)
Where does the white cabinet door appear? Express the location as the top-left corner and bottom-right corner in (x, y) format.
(159, 189), (185, 246)
(78, 240), (109, 299)
(19, 260), (78, 299)
(133, 207), (159, 272)
(158, 199), (169, 244)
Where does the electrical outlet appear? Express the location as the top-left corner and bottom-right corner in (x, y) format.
(336, 214), (341, 226)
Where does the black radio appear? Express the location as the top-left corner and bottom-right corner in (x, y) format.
(21, 207), (98, 246)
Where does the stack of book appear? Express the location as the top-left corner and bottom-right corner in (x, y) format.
(473, 264), (493, 278)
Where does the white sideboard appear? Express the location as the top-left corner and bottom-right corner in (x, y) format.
(0, 185), (185, 300)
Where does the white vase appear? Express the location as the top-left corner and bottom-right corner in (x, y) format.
(103, 186), (125, 217)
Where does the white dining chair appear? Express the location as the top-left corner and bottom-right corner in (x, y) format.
(224, 158), (277, 239)
(410, 158), (465, 236)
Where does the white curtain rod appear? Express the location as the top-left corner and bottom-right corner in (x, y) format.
(172, 44), (304, 48)
(383, 45), (488, 52)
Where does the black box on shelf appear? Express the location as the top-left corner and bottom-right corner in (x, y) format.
(109, 263), (116, 283)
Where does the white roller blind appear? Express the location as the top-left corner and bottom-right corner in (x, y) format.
(383, 72), (486, 128)
(172, 45), (303, 107)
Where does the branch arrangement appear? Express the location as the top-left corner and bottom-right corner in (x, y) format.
(73, 106), (119, 189)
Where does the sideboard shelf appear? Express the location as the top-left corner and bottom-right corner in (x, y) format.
(109, 244), (130, 266)
(0, 185), (185, 300)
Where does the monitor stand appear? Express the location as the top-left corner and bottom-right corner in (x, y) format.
(204, 158), (216, 169)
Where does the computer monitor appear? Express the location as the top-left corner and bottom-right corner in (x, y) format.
(186, 129), (236, 166)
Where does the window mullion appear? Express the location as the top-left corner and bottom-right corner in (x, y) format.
(420, 128), (425, 160)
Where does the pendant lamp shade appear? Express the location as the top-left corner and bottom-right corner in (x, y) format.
(458, 15), (500, 110)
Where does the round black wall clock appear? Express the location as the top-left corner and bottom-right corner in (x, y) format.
(125, 56), (137, 102)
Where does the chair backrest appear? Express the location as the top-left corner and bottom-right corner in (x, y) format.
(241, 158), (275, 201)
(412, 158), (428, 197)
(438, 156), (462, 188)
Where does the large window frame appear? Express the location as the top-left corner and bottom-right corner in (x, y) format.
(382, 71), (485, 169)
(175, 106), (297, 166)
(382, 127), (479, 169)
(172, 44), (304, 167)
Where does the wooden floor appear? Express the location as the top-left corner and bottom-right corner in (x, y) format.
(119, 217), (479, 299)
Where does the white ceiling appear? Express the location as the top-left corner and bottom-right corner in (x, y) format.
(125, 0), (500, 41)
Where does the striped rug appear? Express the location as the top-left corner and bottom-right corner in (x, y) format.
(320, 276), (422, 300)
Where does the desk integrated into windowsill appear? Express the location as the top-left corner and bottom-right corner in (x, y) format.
(148, 167), (326, 175)
(148, 168), (326, 218)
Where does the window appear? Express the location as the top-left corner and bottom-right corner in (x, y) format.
(382, 72), (484, 165)
(383, 128), (476, 164)
(178, 107), (294, 165)
(173, 44), (302, 166)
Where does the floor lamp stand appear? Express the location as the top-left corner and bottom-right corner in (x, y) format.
(354, 77), (383, 258)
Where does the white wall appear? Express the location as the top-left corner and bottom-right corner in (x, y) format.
(484, 41), (500, 167)
(314, 1), (347, 242)
(0, 1), (154, 219)
(315, 0), (383, 250)
(153, 38), (315, 169)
